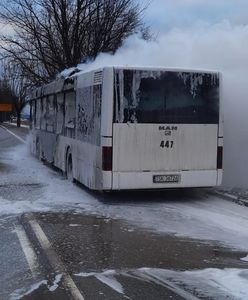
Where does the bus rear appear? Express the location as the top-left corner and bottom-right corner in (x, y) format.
(107, 67), (222, 190)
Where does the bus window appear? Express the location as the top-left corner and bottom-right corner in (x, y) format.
(41, 97), (46, 130)
(76, 85), (102, 145)
(65, 92), (76, 138)
(56, 93), (64, 135)
(114, 70), (219, 124)
(46, 95), (55, 133)
(35, 99), (41, 129)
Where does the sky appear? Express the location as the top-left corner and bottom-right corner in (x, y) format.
(144, 0), (248, 32)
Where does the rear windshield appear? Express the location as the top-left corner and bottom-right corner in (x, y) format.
(114, 69), (219, 124)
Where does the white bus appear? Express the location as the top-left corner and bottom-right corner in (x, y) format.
(30, 66), (223, 190)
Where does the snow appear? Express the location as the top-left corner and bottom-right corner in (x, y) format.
(48, 274), (63, 292)
(2, 141), (248, 252)
(241, 255), (248, 262)
(74, 267), (248, 299)
(75, 270), (124, 294)
(134, 267), (248, 300)
(9, 274), (63, 299)
(10, 280), (47, 300)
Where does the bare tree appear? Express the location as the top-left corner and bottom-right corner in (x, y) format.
(3, 63), (30, 127)
(0, 0), (148, 86)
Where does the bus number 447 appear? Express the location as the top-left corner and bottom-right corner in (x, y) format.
(160, 141), (174, 148)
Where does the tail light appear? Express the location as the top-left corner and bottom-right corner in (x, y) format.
(102, 147), (112, 171)
(217, 146), (223, 169)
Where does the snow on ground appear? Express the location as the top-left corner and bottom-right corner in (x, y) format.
(10, 280), (48, 300)
(241, 255), (248, 262)
(9, 274), (63, 300)
(10, 266), (248, 299)
(75, 267), (248, 299)
(2, 142), (248, 253)
(135, 267), (248, 300)
(76, 270), (124, 295)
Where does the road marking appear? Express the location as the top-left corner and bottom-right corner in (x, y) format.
(0, 125), (26, 143)
(27, 215), (85, 300)
(14, 225), (39, 277)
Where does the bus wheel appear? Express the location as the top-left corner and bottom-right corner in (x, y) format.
(66, 151), (74, 182)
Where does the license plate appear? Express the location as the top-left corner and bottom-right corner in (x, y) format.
(153, 174), (181, 183)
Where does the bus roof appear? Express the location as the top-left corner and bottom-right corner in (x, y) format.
(29, 65), (220, 100)
(76, 65), (220, 76)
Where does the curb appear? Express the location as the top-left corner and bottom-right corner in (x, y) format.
(212, 190), (248, 207)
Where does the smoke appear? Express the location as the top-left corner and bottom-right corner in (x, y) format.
(80, 21), (248, 189)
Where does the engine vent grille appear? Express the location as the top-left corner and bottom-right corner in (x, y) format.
(94, 71), (103, 85)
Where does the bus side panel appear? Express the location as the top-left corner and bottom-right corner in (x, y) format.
(39, 131), (57, 163)
(101, 68), (114, 138)
(30, 129), (56, 163)
(100, 67), (114, 190)
(75, 141), (101, 189)
(54, 135), (71, 172)
(30, 128), (38, 157)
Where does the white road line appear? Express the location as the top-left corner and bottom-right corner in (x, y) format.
(14, 225), (39, 278)
(28, 216), (85, 300)
(0, 125), (26, 143)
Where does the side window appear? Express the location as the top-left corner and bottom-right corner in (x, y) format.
(35, 99), (41, 129)
(30, 101), (35, 128)
(56, 93), (64, 134)
(41, 97), (46, 130)
(76, 84), (102, 145)
(92, 84), (102, 145)
(65, 92), (76, 138)
(46, 95), (55, 133)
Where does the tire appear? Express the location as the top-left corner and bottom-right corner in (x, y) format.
(66, 150), (74, 182)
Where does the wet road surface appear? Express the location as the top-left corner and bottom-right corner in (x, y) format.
(1, 124), (248, 299)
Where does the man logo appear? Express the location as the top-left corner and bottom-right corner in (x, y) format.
(159, 126), (178, 131)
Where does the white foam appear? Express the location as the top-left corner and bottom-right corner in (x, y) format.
(136, 267), (248, 300)
(75, 270), (124, 294)
(10, 280), (47, 300)
(48, 274), (63, 292)
(241, 255), (248, 262)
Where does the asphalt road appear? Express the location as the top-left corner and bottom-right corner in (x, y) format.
(1, 123), (248, 300)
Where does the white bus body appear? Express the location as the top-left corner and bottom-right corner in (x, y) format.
(30, 66), (223, 190)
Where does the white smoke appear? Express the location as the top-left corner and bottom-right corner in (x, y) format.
(79, 21), (248, 188)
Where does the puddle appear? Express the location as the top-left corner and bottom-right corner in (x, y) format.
(35, 212), (248, 274)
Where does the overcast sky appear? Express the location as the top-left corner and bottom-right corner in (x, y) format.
(144, 0), (248, 32)
(1, 1), (248, 35)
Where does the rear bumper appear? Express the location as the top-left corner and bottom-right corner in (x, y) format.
(112, 170), (221, 190)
